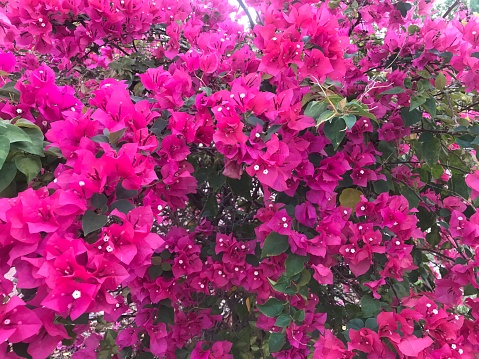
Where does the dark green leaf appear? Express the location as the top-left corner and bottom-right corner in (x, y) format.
(365, 318), (378, 331)
(269, 332), (286, 353)
(261, 232), (289, 258)
(91, 135), (109, 143)
(116, 182), (138, 199)
(323, 117), (347, 150)
(401, 107), (422, 126)
(361, 295), (381, 317)
(82, 210), (108, 236)
(110, 199), (135, 214)
(304, 101), (327, 120)
(0, 162), (17, 193)
(0, 123), (32, 143)
(91, 193), (108, 209)
(346, 318), (364, 330)
(423, 98), (436, 118)
(410, 96), (426, 111)
(285, 254), (309, 277)
(293, 309), (305, 323)
(471, 52), (479, 59)
(421, 136), (440, 167)
(396, 1), (412, 17)
(402, 187), (420, 209)
(265, 124), (282, 141)
(15, 156), (41, 183)
(257, 298), (285, 318)
(150, 119), (167, 135)
(274, 314), (292, 327)
(247, 115), (265, 127)
(342, 114), (357, 129)
(108, 128), (126, 145)
(0, 135), (10, 169)
(228, 173), (252, 199)
(379, 87), (405, 95)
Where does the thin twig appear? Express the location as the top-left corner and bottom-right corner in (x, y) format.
(237, 0), (255, 30)
(442, 0), (460, 18)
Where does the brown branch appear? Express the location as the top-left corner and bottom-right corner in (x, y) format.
(237, 0), (255, 30)
(442, 0), (461, 18)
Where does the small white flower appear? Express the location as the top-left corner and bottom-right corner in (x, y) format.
(72, 290), (81, 299)
(360, 206), (366, 211)
(240, 93), (246, 98)
(255, 133), (261, 138)
(395, 241), (400, 245)
(16, 109), (22, 114)
(432, 309), (438, 315)
(451, 344), (456, 349)
(282, 217), (287, 222)
(217, 107), (222, 112)
(178, 260), (184, 265)
(458, 349), (463, 354)
(254, 271), (259, 276)
(254, 165), (260, 171)
(4, 319), (11, 325)
(78, 181), (85, 186)
(272, 37), (277, 41)
(283, 223), (288, 228)
(350, 248), (356, 253)
(106, 246), (113, 252)
(263, 169), (268, 175)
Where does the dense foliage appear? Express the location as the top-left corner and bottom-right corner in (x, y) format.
(0, 0), (479, 357)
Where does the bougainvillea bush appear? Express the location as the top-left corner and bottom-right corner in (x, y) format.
(1, 0), (479, 357)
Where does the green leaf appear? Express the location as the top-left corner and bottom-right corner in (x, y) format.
(0, 123), (32, 143)
(0, 162), (17, 193)
(379, 86), (405, 95)
(407, 25), (420, 35)
(274, 314), (292, 327)
(110, 199), (135, 214)
(396, 1), (412, 17)
(431, 164), (444, 179)
(304, 101), (327, 120)
(108, 128), (126, 145)
(293, 309), (305, 323)
(285, 254), (309, 277)
(342, 114), (357, 129)
(82, 210), (108, 236)
(435, 73), (447, 90)
(0, 82), (20, 101)
(410, 96), (426, 111)
(365, 318), (378, 331)
(269, 332), (286, 353)
(471, 52), (479, 59)
(261, 232), (289, 258)
(15, 156), (41, 183)
(200, 86), (212, 96)
(323, 117), (347, 150)
(0, 135), (10, 169)
(247, 115), (265, 127)
(228, 173), (252, 199)
(346, 318), (364, 330)
(361, 295), (381, 317)
(421, 137), (441, 167)
(339, 188), (362, 209)
(257, 298), (285, 318)
(91, 193), (108, 209)
(264, 124), (282, 141)
(402, 187), (420, 209)
(423, 98), (437, 118)
(401, 107), (422, 126)
(316, 110), (336, 126)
